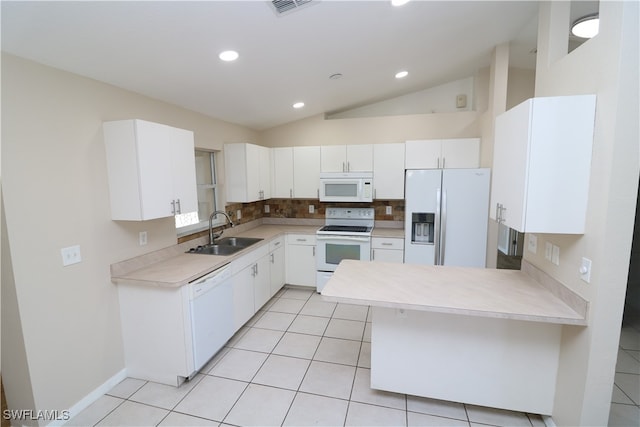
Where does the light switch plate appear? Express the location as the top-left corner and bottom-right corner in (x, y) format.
(386, 206), (393, 215)
(236, 209), (242, 220)
(552, 245), (560, 266)
(580, 257), (592, 283)
(309, 205), (315, 214)
(527, 235), (537, 254)
(61, 245), (82, 266)
(545, 242), (553, 261)
(139, 231), (147, 246)
(264, 205), (270, 214)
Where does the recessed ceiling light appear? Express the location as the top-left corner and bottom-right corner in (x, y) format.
(391, 0), (411, 6)
(293, 102), (305, 109)
(219, 50), (239, 62)
(395, 70), (409, 79)
(571, 14), (599, 39)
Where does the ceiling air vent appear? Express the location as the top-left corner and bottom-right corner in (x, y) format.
(270, 0), (317, 16)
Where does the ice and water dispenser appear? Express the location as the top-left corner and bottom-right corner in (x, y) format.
(411, 213), (435, 244)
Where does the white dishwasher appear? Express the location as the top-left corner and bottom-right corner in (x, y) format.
(189, 264), (233, 372)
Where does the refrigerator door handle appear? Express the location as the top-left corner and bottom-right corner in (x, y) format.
(440, 190), (447, 265)
(435, 189), (441, 265)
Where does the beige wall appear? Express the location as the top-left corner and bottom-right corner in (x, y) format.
(531, 1), (639, 425)
(1, 53), (258, 419)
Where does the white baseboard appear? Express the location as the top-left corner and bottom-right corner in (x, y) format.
(47, 369), (127, 427)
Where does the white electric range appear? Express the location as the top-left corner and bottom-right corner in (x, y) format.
(316, 207), (374, 292)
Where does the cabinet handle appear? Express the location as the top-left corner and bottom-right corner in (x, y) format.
(442, 157), (446, 169)
(296, 238), (307, 242)
(274, 241), (281, 246)
(171, 200), (176, 215)
(270, 253), (274, 263)
(290, 189), (293, 198)
(313, 247), (315, 256)
(437, 158), (440, 169)
(374, 188), (377, 199)
(342, 162), (346, 172)
(347, 161), (350, 171)
(317, 188), (319, 198)
(381, 242), (393, 246)
(372, 248), (376, 260)
(255, 263), (259, 275)
(176, 199), (181, 214)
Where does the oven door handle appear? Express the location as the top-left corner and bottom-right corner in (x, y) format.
(316, 235), (371, 243)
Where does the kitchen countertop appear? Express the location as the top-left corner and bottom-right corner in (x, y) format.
(111, 224), (320, 288)
(321, 259), (587, 325)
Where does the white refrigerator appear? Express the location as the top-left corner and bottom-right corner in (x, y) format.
(404, 169), (490, 267)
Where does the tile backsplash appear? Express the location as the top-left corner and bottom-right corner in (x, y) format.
(234, 199), (404, 223)
(179, 199), (404, 243)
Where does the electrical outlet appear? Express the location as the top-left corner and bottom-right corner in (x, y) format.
(527, 235), (537, 254)
(139, 231), (147, 246)
(545, 242), (553, 261)
(552, 245), (560, 266)
(580, 257), (592, 283)
(309, 205), (315, 214)
(264, 205), (270, 214)
(236, 209), (242, 220)
(61, 245), (82, 266)
(386, 206), (393, 215)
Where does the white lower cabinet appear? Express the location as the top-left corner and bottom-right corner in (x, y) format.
(269, 236), (286, 296)
(286, 234), (317, 287)
(230, 244), (270, 330)
(371, 237), (404, 263)
(118, 284), (193, 386)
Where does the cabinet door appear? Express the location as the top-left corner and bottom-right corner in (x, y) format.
(373, 143), (405, 199)
(254, 256), (271, 310)
(346, 144), (373, 172)
(245, 144), (262, 201)
(405, 140), (441, 169)
(286, 244), (316, 286)
(269, 245), (285, 297)
(490, 102), (530, 230)
(232, 266), (255, 331)
(441, 138), (480, 169)
(372, 249), (404, 263)
(321, 145), (347, 172)
(133, 121), (175, 219)
(293, 146), (321, 198)
(258, 145), (271, 199)
(168, 125), (198, 215)
(272, 147), (294, 198)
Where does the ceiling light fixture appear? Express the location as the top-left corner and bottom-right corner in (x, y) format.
(219, 50), (239, 62)
(391, 0), (411, 6)
(571, 14), (599, 39)
(293, 102), (305, 109)
(395, 70), (409, 79)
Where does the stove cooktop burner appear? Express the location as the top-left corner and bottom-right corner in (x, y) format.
(319, 225), (370, 233)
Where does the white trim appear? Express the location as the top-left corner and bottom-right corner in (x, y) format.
(543, 415), (557, 427)
(47, 369), (127, 427)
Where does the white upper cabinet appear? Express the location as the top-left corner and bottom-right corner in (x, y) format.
(405, 138), (479, 169)
(373, 143), (405, 199)
(224, 143), (271, 203)
(271, 147), (294, 198)
(293, 146), (321, 198)
(321, 144), (373, 172)
(103, 119), (197, 221)
(490, 95), (596, 234)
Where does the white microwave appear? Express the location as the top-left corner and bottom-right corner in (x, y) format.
(319, 172), (373, 202)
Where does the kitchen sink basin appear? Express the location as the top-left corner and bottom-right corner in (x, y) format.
(216, 237), (263, 247)
(186, 237), (263, 256)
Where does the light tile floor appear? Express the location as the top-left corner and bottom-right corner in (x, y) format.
(608, 311), (640, 427)
(68, 286), (627, 426)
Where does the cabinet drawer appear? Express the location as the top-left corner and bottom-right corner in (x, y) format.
(270, 235), (285, 251)
(286, 234), (316, 245)
(372, 237), (404, 250)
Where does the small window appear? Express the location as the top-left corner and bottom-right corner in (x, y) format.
(175, 150), (221, 235)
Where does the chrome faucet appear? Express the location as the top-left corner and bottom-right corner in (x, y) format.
(209, 210), (234, 245)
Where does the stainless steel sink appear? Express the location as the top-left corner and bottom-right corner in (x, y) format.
(217, 237), (263, 247)
(186, 237), (263, 256)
